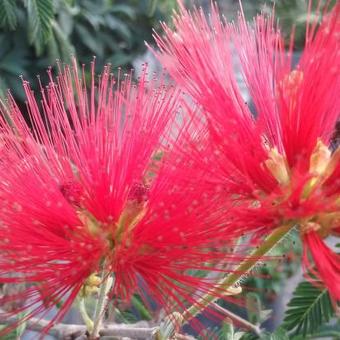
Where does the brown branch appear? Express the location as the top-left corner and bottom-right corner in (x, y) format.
(211, 302), (262, 336)
(0, 310), (158, 339)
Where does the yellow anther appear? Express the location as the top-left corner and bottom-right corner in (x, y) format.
(300, 221), (322, 234)
(86, 273), (102, 287)
(309, 139), (331, 177)
(115, 202), (147, 244)
(79, 273), (102, 298)
(265, 147), (290, 185)
(303, 141), (337, 198)
(318, 212), (340, 238)
(78, 210), (101, 236)
(300, 212), (340, 239)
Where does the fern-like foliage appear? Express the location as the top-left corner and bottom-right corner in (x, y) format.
(283, 280), (335, 337)
(0, 0), (17, 30)
(27, 0), (54, 55)
(198, 322), (246, 340)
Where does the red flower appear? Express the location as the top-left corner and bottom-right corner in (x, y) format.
(153, 2), (340, 300)
(0, 59), (239, 334)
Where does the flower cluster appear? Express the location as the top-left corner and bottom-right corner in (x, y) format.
(0, 60), (238, 334)
(154, 1), (340, 300)
(0, 0), (339, 336)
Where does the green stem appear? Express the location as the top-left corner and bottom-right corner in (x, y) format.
(79, 298), (94, 333)
(182, 224), (294, 321)
(90, 269), (114, 339)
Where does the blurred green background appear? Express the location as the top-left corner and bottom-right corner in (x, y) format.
(0, 0), (177, 101)
(0, 0), (336, 102)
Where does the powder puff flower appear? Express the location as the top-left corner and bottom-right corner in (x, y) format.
(0, 59), (238, 334)
(153, 1), (340, 300)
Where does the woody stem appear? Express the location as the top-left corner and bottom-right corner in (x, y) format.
(182, 224), (294, 321)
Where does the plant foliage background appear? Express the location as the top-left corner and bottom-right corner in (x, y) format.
(0, 0), (177, 101)
(0, 0), (337, 102)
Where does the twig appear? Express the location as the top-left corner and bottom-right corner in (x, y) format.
(0, 313), (85, 339)
(157, 225), (293, 338)
(211, 302), (261, 336)
(0, 309), (158, 339)
(100, 325), (158, 338)
(182, 225), (294, 321)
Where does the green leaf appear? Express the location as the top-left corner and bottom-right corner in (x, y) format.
(263, 328), (289, 340)
(197, 321), (246, 340)
(58, 9), (73, 37)
(15, 312), (28, 337)
(241, 327), (290, 340)
(108, 52), (133, 68)
(0, 0), (17, 30)
(27, 0), (54, 55)
(220, 321), (234, 339)
(283, 280), (335, 337)
(234, 332), (247, 340)
(104, 16), (132, 42)
(109, 5), (136, 20)
(246, 293), (262, 325)
(240, 333), (258, 340)
(51, 21), (74, 61)
(5, 74), (26, 102)
(0, 325), (18, 340)
(147, 0), (158, 17)
(0, 57), (25, 75)
(131, 295), (152, 321)
(63, 0), (75, 6)
(75, 24), (104, 56)
(307, 321), (340, 338)
(0, 312), (27, 339)
(115, 308), (138, 324)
